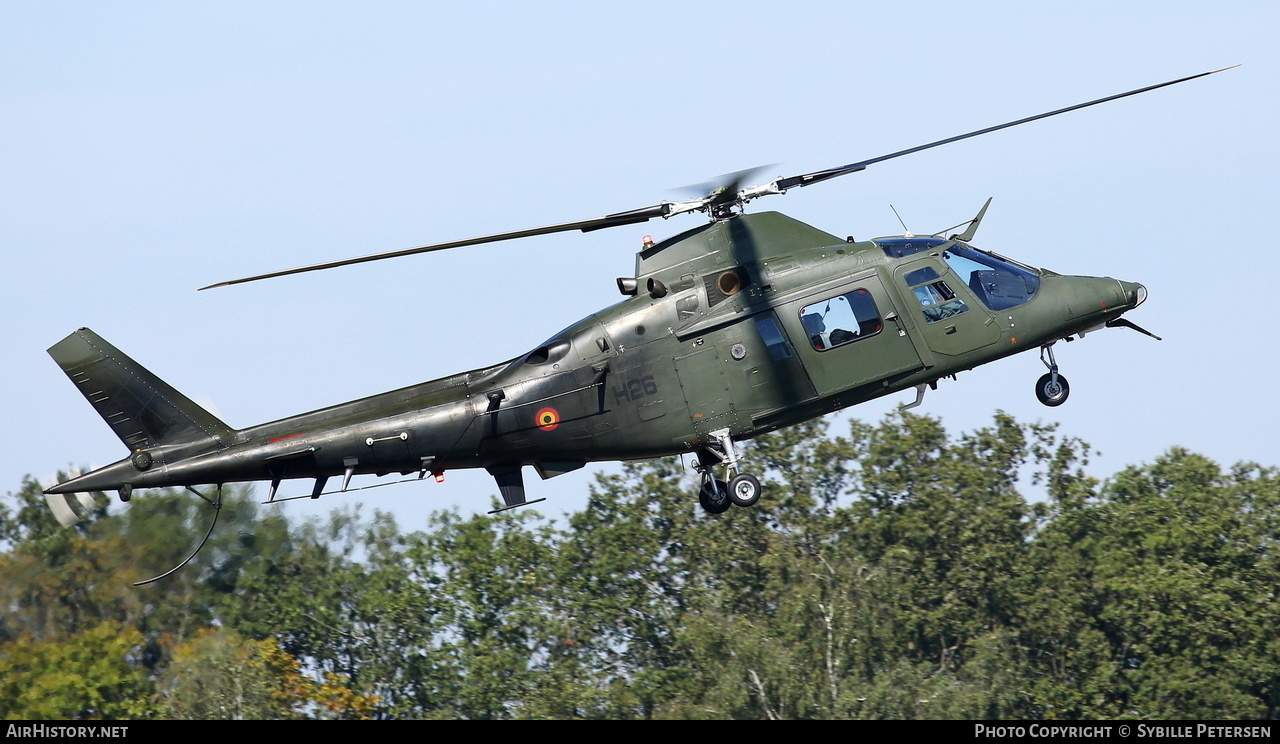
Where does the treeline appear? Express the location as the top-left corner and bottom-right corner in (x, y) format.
(3, 412), (1279, 720)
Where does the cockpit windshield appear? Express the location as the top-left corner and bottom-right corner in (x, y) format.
(941, 243), (1041, 311)
(875, 237), (1041, 311)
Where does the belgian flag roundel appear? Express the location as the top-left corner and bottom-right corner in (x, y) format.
(536, 407), (560, 431)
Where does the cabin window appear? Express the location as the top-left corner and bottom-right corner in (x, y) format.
(798, 288), (882, 351)
(753, 315), (793, 360)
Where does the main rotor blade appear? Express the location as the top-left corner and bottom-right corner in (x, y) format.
(772, 65), (1238, 192)
(199, 204), (671, 289)
(203, 66), (1235, 291)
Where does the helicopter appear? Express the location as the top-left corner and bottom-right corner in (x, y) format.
(43, 67), (1231, 577)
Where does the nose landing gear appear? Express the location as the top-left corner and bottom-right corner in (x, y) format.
(1036, 343), (1070, 407)
(695, 428), (764, 514)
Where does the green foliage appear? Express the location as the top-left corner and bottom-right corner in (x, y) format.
(1023, 449), (1280, 718)
(154, 628), (293, 720)
(3, 413), (1280, 719)
(154, 627), (378, 720)
(216, 506), (452, 718)
(0, 623), (150, 720)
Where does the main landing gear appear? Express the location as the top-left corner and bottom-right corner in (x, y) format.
(695, 428), (763, 514)
(1036, 343), (1070, 407)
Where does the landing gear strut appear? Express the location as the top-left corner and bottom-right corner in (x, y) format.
(695, 428), (763, 513)
(1036, 343), (1070, 407)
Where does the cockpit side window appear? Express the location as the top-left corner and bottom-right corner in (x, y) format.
(943, 244), (1041, 311)
(903, 266), (941, 285)
(903, 264), (969, 323)
(798, 288), (882, 351)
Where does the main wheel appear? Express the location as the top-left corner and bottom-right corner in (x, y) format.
(728, 473), (762, 507)
(1035, 372), (1070, 407)
(698, 479), (732, 514)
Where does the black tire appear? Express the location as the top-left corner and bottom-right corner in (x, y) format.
(699, 479), (732, 514)
(1035, 372), (1070, 407)
(728, 473), (762, 507)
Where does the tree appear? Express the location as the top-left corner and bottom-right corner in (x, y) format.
(154, 627), (377, 719)
(0, 623), (150, 720)
(653, 413), (1042, 719)
(6, 411), (1280, 720)
(1024, 448), (1280, 718)
(218, 505), (450, 718)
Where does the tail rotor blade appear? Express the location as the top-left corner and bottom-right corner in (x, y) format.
(44, 493), (81, 527)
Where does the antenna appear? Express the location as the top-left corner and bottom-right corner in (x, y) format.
(890, 205), (914, 238)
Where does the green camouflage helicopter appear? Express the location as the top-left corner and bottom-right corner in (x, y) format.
(44, 68), (1231, 580)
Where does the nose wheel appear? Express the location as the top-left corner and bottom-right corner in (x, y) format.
(1036, 343), (1070, 407)
(695, 429), (764, 513)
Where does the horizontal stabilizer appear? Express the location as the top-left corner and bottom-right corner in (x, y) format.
(48, 328), (234, 451)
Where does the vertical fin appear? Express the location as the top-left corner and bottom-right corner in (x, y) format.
(48, 328), (233, 450)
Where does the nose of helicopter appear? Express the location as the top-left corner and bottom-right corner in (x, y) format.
(1120, 280), (1148, 308)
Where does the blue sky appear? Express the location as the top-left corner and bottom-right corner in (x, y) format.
(4, 2), (1276, 528)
